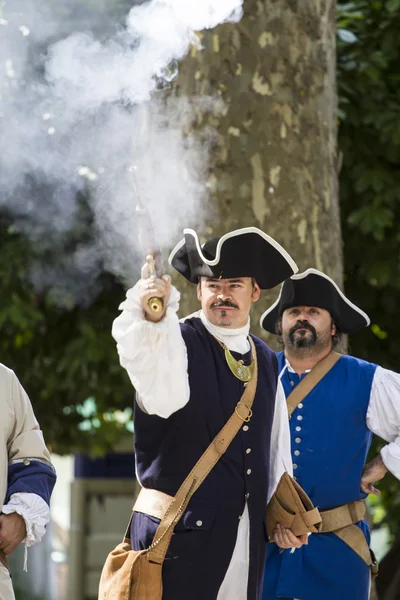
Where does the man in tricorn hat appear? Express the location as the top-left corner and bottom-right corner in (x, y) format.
(111, 227), (303, 600)
(261, 268), (400, 600)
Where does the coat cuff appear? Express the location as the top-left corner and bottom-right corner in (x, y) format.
(2, 492), (50, 546)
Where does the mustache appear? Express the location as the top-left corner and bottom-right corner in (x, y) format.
(211, 300), (239, 310)
(289, 320), (317, 337)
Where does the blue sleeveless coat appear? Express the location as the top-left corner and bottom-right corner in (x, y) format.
(131, 317), (278, 600)
(263, 351), (377, 600)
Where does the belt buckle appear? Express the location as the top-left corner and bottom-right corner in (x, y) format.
(235, 401), (252, 422)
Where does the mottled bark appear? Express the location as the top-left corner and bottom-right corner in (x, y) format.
(171, 0), (342, 344)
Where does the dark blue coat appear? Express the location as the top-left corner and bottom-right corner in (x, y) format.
(131, 317), (278, 600)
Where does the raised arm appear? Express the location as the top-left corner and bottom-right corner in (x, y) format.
(112, 269), (190, 419)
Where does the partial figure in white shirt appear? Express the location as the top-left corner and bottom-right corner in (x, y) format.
(261, 268), (400, 600)
(0, 364), (56, 598)
(111, 227), (301, 600)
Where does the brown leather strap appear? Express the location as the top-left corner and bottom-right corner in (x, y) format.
(334, 524), (375, 568)
(134, 488), (173, 520)
(319, 501), (378, 576)
(146, 337), (258, 565)
(286, 351), (342, 416)
(320, 500), (365, 533)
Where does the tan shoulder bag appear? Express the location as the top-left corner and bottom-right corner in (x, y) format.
(98, 338), (258, 600)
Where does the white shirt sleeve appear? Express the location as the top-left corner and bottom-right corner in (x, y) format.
(2, 492), (50, 545)
(111, 282), (190, 419)
(367, 366), (400, 480)
(268, 380), (293, 503)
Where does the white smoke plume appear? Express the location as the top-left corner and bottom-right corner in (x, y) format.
(0, 0), (243, 301)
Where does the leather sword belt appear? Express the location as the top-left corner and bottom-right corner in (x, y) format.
(133, 488), (378, 579)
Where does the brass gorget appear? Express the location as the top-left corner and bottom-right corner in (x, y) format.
(215, 337), (255, 382)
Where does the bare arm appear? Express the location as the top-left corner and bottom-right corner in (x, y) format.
(361, 454), (388, 496)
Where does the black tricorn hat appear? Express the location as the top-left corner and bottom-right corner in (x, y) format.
(260, 268), (370, 334)
(168, 227), (298, 290)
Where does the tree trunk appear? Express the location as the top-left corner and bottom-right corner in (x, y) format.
(171, 0), (342, 342)
(170, 6), (380, 599)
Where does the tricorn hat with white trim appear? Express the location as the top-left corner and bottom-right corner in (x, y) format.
(168, 227), (298, 290)
(260, 268), (370, 334)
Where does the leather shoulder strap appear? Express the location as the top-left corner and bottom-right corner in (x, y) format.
(286, 351), (341, 417)
(147, 337), (259, 564)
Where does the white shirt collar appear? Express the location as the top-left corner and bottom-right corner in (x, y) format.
(181, 310), (251, 354)
(199, 310), (251, 354)
(284, 356), (311, 374)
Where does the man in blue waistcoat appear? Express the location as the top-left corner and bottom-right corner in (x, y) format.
(260, 268), (400, 600)
(112, 227), (301, 600)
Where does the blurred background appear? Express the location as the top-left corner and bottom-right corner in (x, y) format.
(1, 0), (400, 598)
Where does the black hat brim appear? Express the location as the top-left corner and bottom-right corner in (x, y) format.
(260, 268), (370, 334)
(169, 227), (298, 290)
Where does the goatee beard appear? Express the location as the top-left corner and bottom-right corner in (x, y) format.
(284, 323), (333, 356)
(288, 321), (317, 349)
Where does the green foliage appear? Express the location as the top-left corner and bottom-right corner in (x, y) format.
(0, 0), (137, 456)
(0, 212), (134, 455)
(338, 1), (400, 536)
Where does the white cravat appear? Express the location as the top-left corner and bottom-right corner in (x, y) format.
(192, 309), (251, 354)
